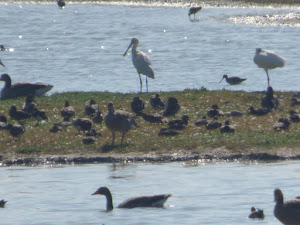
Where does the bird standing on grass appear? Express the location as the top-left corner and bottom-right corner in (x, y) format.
(163, 97), (180, 117)
(150, 93), (166, 110)
(219, 74), (246, 85)
(123, 38), (154, 92)
(104, 102), (137, 146)
(92, 186), (171, 211)
(253, 48), (285, 87)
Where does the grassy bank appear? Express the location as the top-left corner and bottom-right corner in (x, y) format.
(0, 89), (299, 162)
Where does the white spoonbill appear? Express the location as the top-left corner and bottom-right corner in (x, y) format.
(253, 48), (285, 87)
(123, 38), (155, 92)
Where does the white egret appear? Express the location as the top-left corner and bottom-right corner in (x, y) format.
(253, 48), (285, 87)
(123, 38), (155, 92)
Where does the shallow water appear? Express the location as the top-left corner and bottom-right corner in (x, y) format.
(1, 160), (300, 224)
(0, 3), (299, 95)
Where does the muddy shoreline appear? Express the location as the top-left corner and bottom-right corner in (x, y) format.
(1, 149), (300, 166)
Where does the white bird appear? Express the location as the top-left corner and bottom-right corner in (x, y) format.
(123, 38), (155, 92)
(253, 48), (285, 87)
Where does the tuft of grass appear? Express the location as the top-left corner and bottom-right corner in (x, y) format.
(0, 89), (299, 159)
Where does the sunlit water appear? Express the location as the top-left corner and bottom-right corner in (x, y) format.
(1, 160), (300, 224)
(0, 3), (299, 95)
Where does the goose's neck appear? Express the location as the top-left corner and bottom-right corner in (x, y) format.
(3, 77), (11, 88)
(104, 192), (114, 211)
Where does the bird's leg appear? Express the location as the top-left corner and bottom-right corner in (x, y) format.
(139, 73), (143, 92)
(120, 132), (125, 146)
(146, 77), (148, 92)
(265, 69), (270, 87)
(111, 132), (115, 145)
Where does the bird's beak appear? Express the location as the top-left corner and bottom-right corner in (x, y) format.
(91, 190), (99, 195)
(123, 41), (133, 57)
(219, 78), (224, 83)
(0, 60), (5, 68)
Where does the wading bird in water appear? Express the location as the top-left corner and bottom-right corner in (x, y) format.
(188, 6), (202, 20)
(123, 38), (155, 92)
(253, 48), (285, 87)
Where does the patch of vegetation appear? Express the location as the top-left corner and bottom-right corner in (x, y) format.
(0, 89), (299, 160)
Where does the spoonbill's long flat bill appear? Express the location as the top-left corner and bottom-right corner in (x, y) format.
(253, 48), (285, 87)
(123, 38), (154, 92)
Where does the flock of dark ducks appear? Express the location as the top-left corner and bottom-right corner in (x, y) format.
(0, 84), (299, 146)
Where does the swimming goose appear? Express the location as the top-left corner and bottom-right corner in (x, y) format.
(104, 102), (137, 145)
(274, 188), (300, 225)
(150, 93), (166, 110)
(219, 74), (246, 85)
(92, 186), (171, 211)
(0, 74), (53, 99)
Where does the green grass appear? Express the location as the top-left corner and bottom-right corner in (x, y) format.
(0, 89), (299, 160)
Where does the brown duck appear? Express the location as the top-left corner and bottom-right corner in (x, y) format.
(9, 105), (31, 121)
(274, 188), (300, 225)
(0, 74), (53, 99)
(149, 93), (165, 110)
(104, 102), (137, 145)
(84, 99), (100, 117)
(92, 186), (171, 211)
(60, 100), (75, 120)
(72, 118), (92, 134)
(131, 96), (145, 114)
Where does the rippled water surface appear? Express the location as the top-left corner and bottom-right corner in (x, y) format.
(1, 160), (300, 224)
(0, 3), (299, 94)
